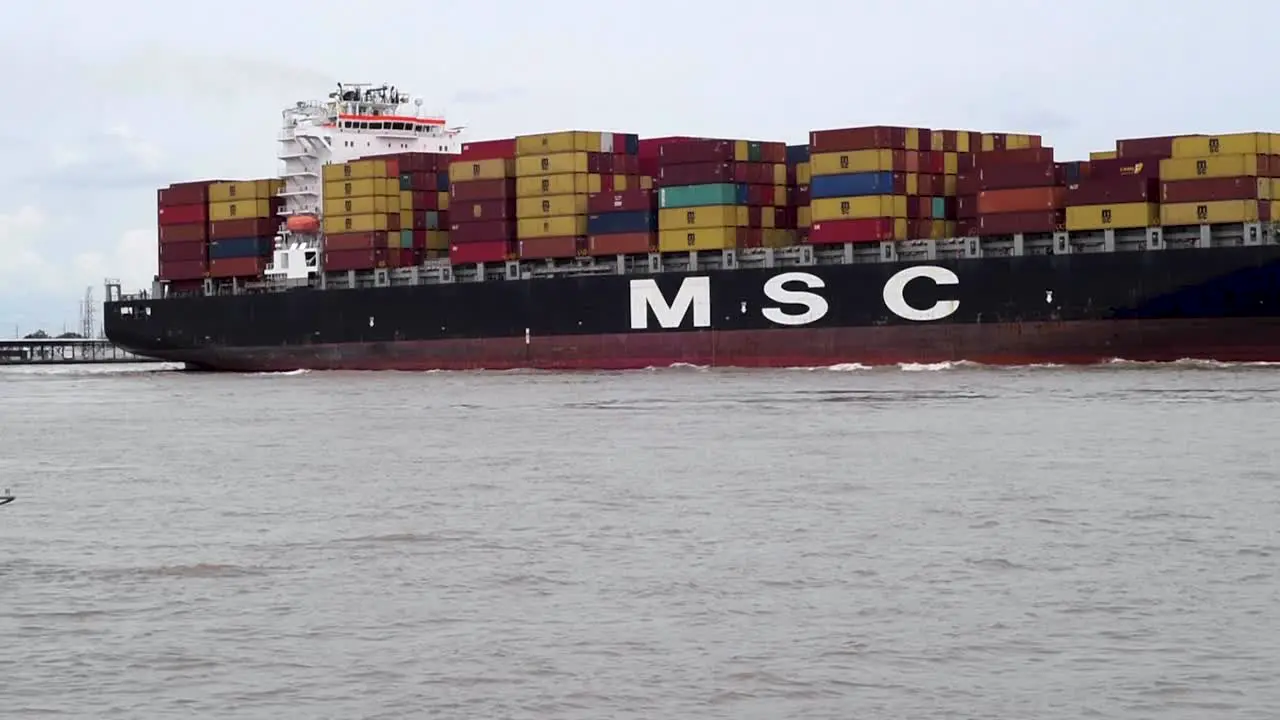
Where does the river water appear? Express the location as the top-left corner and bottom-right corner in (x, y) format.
(1, 361), (1277, 719)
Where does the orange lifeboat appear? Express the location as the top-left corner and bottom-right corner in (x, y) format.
(286, 214), (320, 233)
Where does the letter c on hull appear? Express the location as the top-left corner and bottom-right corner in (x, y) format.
(883, 266), (960, 322)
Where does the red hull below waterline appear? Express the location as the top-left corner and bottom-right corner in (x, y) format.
(161, 318), (1280, 372)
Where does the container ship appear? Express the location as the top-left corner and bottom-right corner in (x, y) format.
(103, 82), (1280, 371)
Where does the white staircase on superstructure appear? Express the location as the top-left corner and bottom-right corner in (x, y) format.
(265, 82), (465, 284)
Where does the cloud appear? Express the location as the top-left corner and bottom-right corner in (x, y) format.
(26, 123), (170, 189)
(83, 46), (333, 105)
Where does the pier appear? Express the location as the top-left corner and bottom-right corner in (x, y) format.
(0, 338), (165, 366)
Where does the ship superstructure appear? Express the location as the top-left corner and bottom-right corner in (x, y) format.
(267, 83), (464, 283)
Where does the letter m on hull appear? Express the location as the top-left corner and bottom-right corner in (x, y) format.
(629, 277), (711, 330)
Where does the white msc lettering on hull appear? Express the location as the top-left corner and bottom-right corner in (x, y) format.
(630, 277), (711, 329)
(883, 265), (960, 322)
(761, 271), (829, 325)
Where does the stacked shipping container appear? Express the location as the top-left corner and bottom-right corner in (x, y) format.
(513, 130), (643, 260)
(1159, 133), (1280, 225)
(655, 138), (794, 253)
(448, 138), (518, 265)
(206, 179), (283, 278)
(390, 152), (453, 260)
(157, 180), (219, 287)
(322, 159), (404, 271)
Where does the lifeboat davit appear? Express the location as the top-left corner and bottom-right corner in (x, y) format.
(286, 214), (320, 233)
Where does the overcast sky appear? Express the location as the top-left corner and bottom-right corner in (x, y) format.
(0, 0), (1271, 334)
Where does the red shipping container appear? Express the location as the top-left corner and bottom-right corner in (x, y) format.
(454, 199), (516, 222)
(458, 138), (516, 161)
(658, 139), (737, 165)
(210, 217), (275, 240)
(325, 231), (390, 252)
(1066, 177), (1158, 205)
(519, 236), (582, 259)
(158, 180), (220, 207)
(1089, 156), (1163, 180)
(975, 210), (1064, 236)
(158, 239), (207, 263)
(387, 248), (418, 267)
(158, 203), (207, 226)
(976, 162), (1056, 191)
(159, 222), (207, 244)
(208, 256), (267, 278)
(977, 187), (1064, 214)
(450, 178), (516, 202)
(400, 190), (440, 211)
(956, 195), (979, 219)
(325, 248), (388, 272)
(587, 232), (655, 255)
(807, 218), (900, 245)
(588, 189), (655, 214)
(158, 259), (207, 281)
(382, 152), (449, 173)
(809, 126), (916, 153)
(1116, 136), (1179, 159)
(1161, 177), (1270, 203)
(450, 239), (515, 264)
(450, 219), (515, 243)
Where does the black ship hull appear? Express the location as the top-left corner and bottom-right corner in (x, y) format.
(104, 246), (1280, 371)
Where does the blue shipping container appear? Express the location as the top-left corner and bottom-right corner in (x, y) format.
(587, 210), (656, 235)
(1058, 161), (1084, 184)
(436, 172), (450, 191)
(209, 236), (273, 260)
(786, 144), (810, 165)
(931, 197), (946, 219)
(811, 171), (898, 199)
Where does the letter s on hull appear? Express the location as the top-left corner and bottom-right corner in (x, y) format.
(762, 271), (829, 326)
(883, 266), (960, 322)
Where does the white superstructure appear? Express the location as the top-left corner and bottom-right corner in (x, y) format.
(267, 83), (464, 282)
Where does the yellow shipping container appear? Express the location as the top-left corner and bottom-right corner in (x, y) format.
(324, 195), (397, 216)
(904, 128), (921, 151)
(657, 228), (741, 253)
(943, 152), (959, 175)
(517, 173), (599, 197)
(437, 191), (450, 211)
(515, 131), (614, 156)
(904, 174), (919, 195)
(943, 175), (957, 196)
(1160, 200), (1271, 226)
(639, 176), (654, 190)
(209, 179), (274, 203)
(772, 184), (788, 207)
(1171, 132), (1280, 158)
(659, 205), (748, 230)
(422, 230), (449, 251)
(810, 149), (901, 176)
(517, 215), (588, 239)
(323, 213), (394, 234)
(209, 199), (272, 221)
(797, 162), (811, 185)
(516, 194), (589, 219)
(516, 152), (594, 177)
(324, 178), (395, 199)
(762, 229), (798, 248)
(771, 163), (787, 185)
(810, 195), (907, 222)
(322, 159), (389, 182)
(798, 206), (812, 228)
(449, 158), (516, 181)
(1159, 154), (1271, 181)
(1089, 150), (1118, 161)
(1065, 203), (1159, 232)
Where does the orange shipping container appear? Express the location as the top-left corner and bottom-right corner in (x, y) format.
(976, 186), (1064, 215)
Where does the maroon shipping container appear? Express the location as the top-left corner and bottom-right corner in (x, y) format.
(325, 231), (390, 252)
(587, 189), (655, 214)
(656, 161), (775, 186)
(325, 248), (389, 271)
(450, 178), (516, 202)
(158, 180), (220, 207)
(1065, 177), (1158, 205)
(518, 236), (583, 260)
(975, 210), (1064, 236)
(158, 222), (207, 244)
(454, 199), (516, 222)
(1116, 136), (1180, 158)
(158, 239), (207, 263)
(933, 129), (980, 153)
(795, 184), (811, 205)
(973, 147), (1055, 168)
(809, 126), (917, 154)
(209, 256), (267, 279)
(658, 139), (737, 165)
(956, 195), (979, 219)
(1161, 177), (1270, 204)
(450, 219), (515, 244)
(401, 172), (443, 191)
(158, 203), (207, 226)
(1088, 156), (1163, 180)
(382, 152), (450, 173)
(587, 232), (656, 256)
(908, 219), (934, 239)
(210, 217), (276, 240)
(158, 259), (207, 281)
(387, 248), (419, 267)
(402, 190), (442, 211)
(450, 239), (515, 264)
(457, 138), (516, 161)
(974, 162), (1056, 191)
(807, 218), (900, 245)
